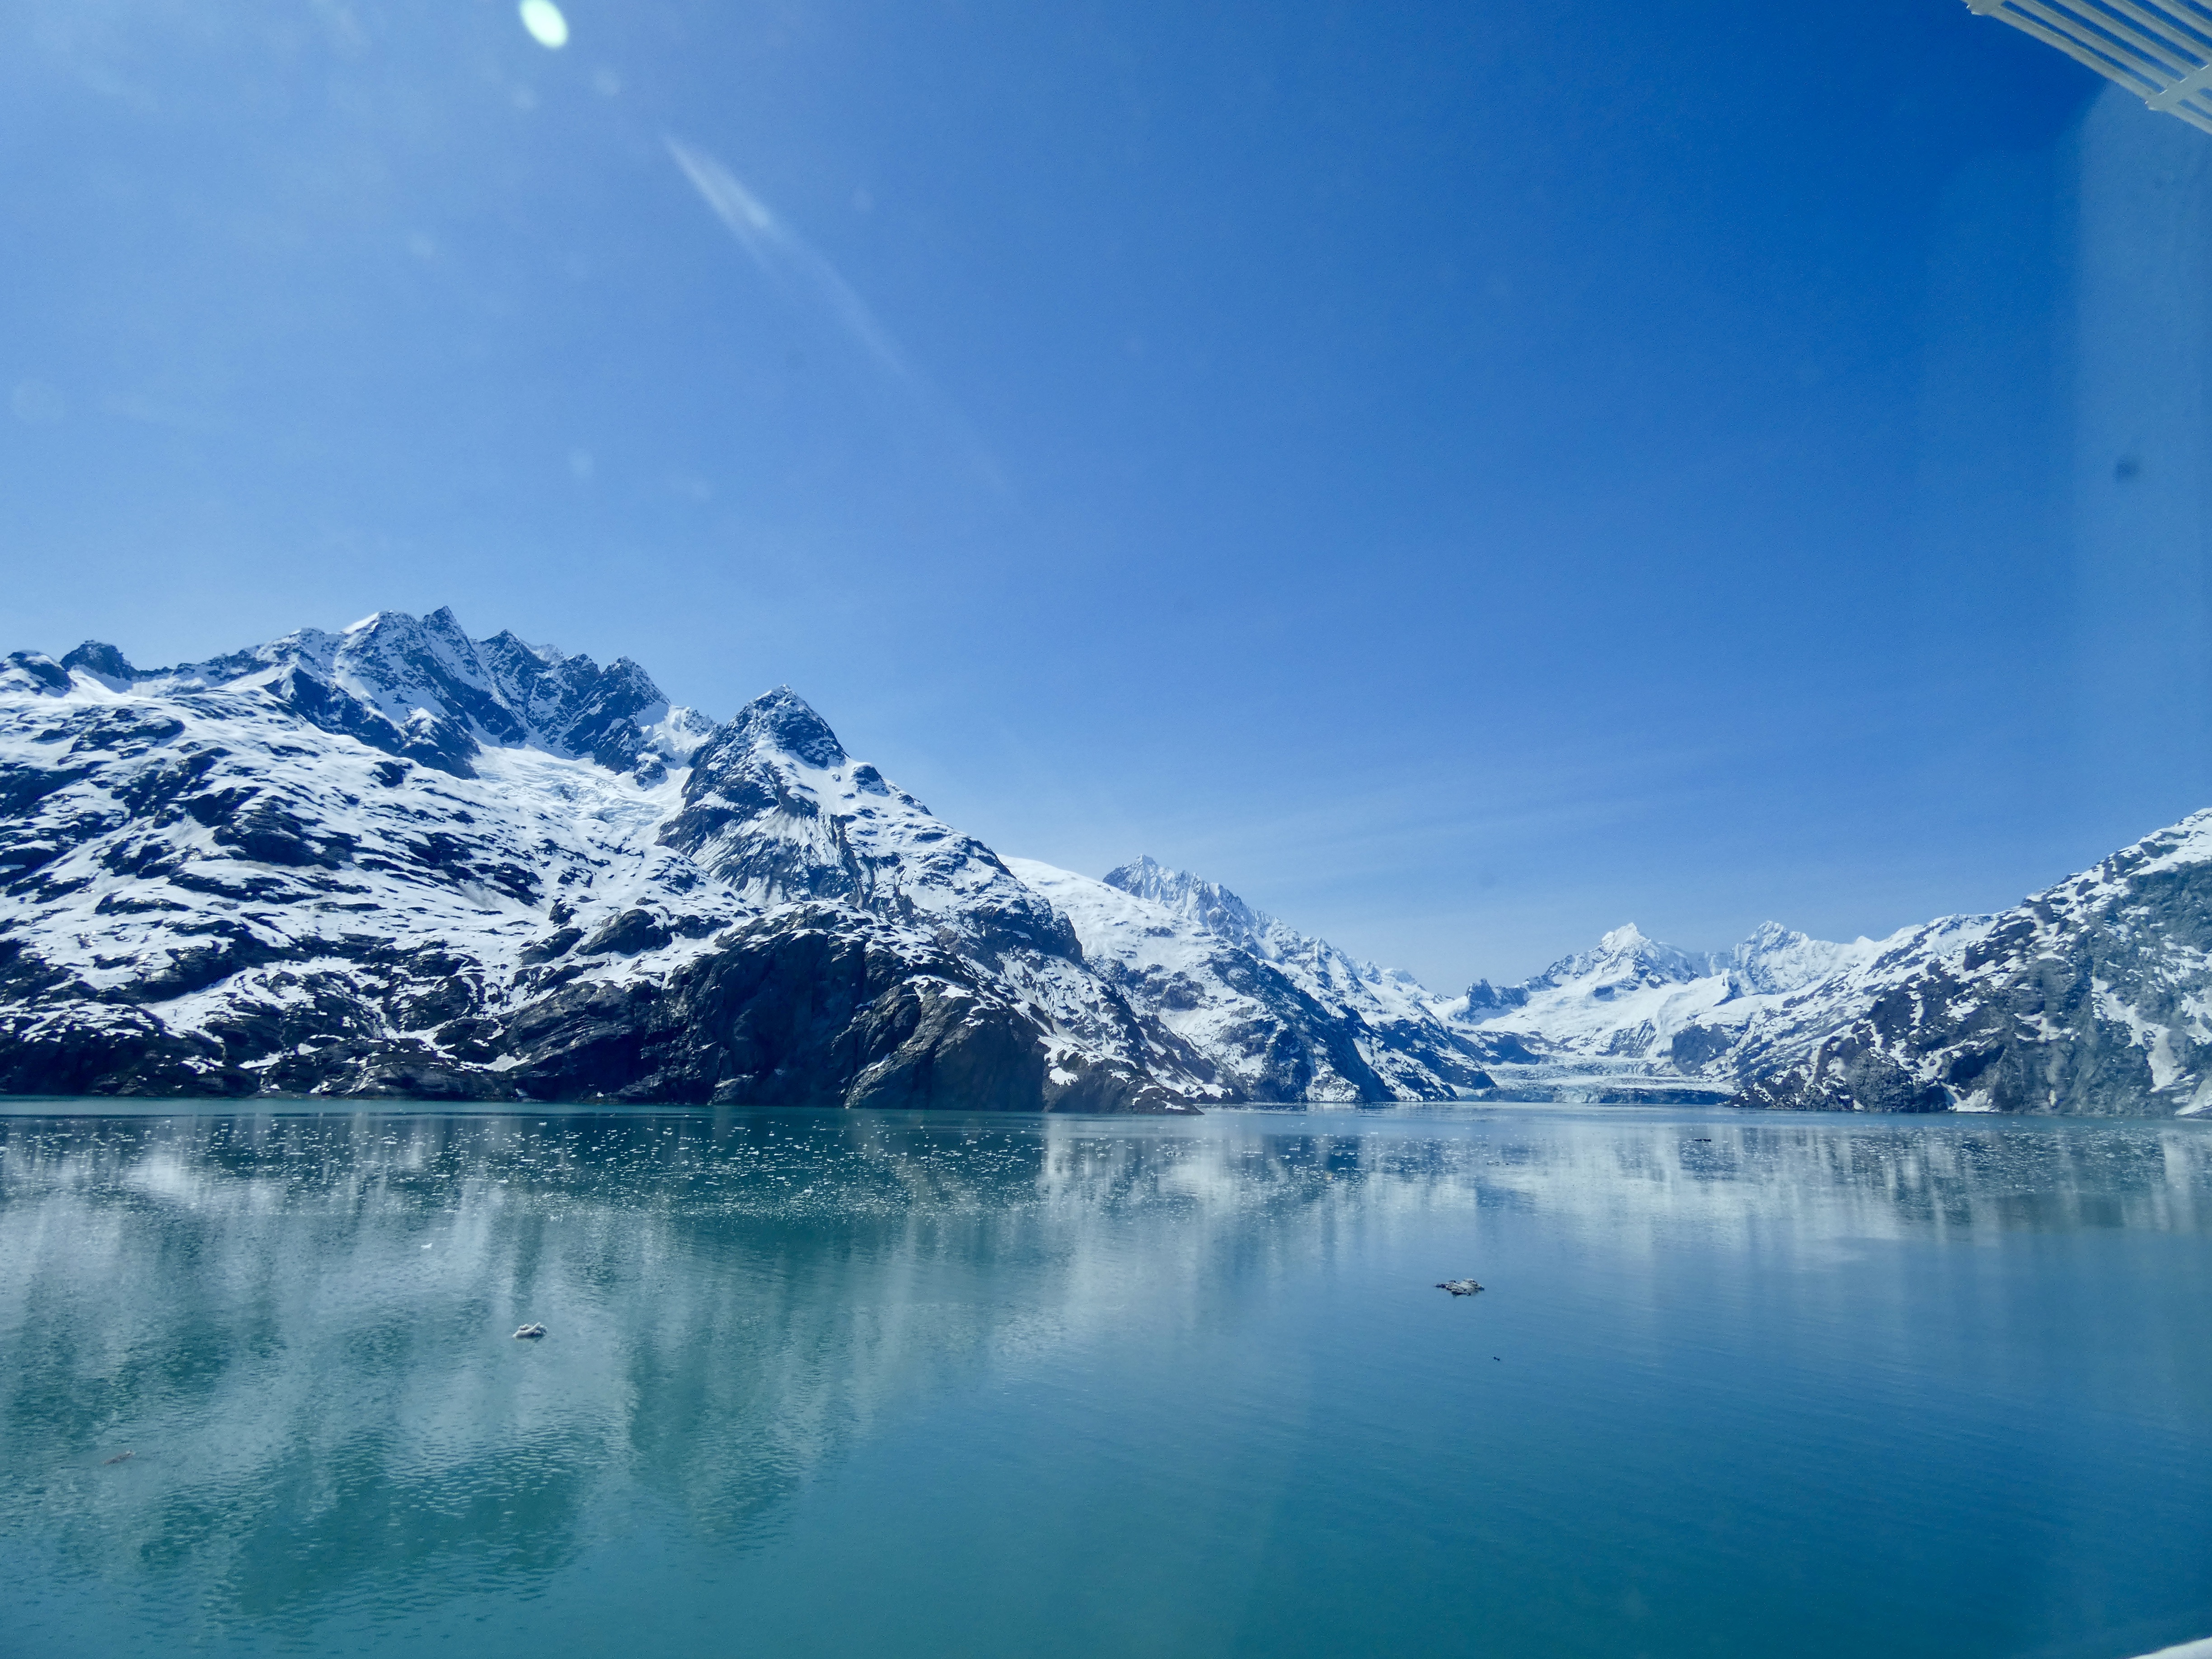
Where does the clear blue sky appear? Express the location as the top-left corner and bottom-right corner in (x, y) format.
(5, 0), (2203, 988)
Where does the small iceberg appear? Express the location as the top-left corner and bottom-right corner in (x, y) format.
(512, 1323), (548, 1340)
(1435, 1279), (1484, 1297)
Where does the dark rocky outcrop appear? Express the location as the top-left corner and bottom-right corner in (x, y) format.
(0, 909), (1182, 1111)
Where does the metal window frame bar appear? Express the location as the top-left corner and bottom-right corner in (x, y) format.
(1966, 0), (2212, 132)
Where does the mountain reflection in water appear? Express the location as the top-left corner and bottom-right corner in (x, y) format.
(1, 1106), (2207, 1659)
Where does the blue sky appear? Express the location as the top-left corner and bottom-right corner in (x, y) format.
(3, 0), (2203, 987)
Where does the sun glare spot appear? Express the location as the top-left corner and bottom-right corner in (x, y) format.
(518, 0), (569, 49)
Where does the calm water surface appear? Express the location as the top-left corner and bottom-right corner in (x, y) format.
(1, 1103), (2207, 1659)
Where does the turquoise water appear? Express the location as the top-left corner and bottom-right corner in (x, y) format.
(1, 1104), (2207, 1659)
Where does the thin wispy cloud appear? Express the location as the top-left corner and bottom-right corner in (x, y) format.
(667, 136), (1005, 492)
(667, 137), (911, 381)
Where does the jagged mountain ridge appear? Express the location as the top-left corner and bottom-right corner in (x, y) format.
(30, 606), (718, 783)
(0, 610), (1488, 1109)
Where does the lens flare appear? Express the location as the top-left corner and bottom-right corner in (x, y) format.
(518, 0), (568, 49)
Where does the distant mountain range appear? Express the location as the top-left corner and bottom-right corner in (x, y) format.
(3, 610), (2205, 1115)
(1454, 831), (2212, 1118)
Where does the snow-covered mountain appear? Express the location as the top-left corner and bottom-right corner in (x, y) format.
(1450, 919), (1920, 1099)
(43, 607), (718, 782)
(1463, 922), (1718, 1022)
(1009, 857), (1489, 1103)
(0, 610), (1482, 1109)
(1727, 815), (2212, 1116)
(1453, 822), (2212, 1116)
(10, 607), (2210, 1115)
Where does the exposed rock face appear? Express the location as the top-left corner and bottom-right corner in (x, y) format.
(0, 609), (1471, 1110)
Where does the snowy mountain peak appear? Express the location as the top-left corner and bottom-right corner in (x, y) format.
(1101, 857), (1271, 950)
(1736, 919), (1795, 952)
(724, 686), (848, 770)
(1454, 920), (1723, 1040)
(1461, 919), (1861, 1027)
(1531, 923), (1713, 993)
(656, 685), (1078, 961)
(1, 651), (70, 696)
(1012, 857), (1490, 1102)
(57, 642), (135, 688)
(1102, 854), (1188, 904)
(1727, 920), (1856, 995)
